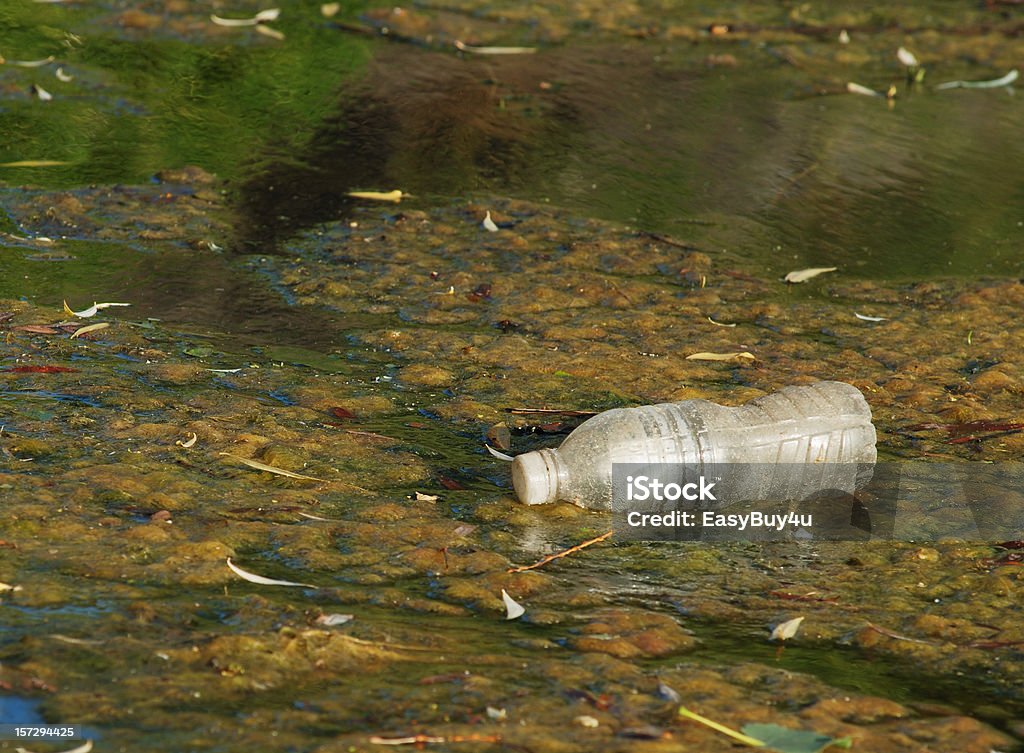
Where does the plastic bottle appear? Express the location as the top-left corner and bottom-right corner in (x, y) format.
(511, 381), (876, 510)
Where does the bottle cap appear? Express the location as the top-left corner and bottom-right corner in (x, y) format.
(511, 449), (559, 505)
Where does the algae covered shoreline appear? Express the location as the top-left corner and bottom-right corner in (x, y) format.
(2, 0), (1024, 750)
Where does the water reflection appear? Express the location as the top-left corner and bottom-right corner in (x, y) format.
(233, 42), (1024, 279)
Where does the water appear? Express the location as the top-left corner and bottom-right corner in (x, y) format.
(1, 2), (1023, 751)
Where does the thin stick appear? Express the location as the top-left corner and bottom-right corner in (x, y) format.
(507, 531), (612, 573)
(504, 407), (598, 417)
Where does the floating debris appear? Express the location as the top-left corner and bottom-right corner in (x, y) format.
(685, 351), (756, 362)
(454, 40), (536, 55)
(769, 615), (805, 641)
(707, 316), (736, 327)
(482, 211), (499, 232)
(897, 47), (919, 68)
(69, 322), (109, 339)
(255, 24), (285, 40)
(31, 84), (52, 102)
(297, 511), (341, 521)
(175, 432), (198, 449)
(7, 55), (55, 68)
(784, 267), (837, 283)
(346, 189), (406, 202)
(16, 741), (93, 753)
(64, 300), (131, 318)
(219, 452), (324, 481)
(846, 82), (883, 97)
(321, 3), (340, 17)
(211, 8), (280, 26)
(226, 557), (315, 588)
(315, 613), (354, 626)
(854, 312), (888, 322)
(501, 589), (525, 620)
(575, 715), (599, 728)
(55, 67), (73, 82)
(678, 706), (766, 747)
(0, 159), (70, 167)
(935, 69), (1018, 90)
(838, 29), (850, 44)
(485, 443), (514, 461)
(508, 530), (613, 574)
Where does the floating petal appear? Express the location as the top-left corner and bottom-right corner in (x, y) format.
(846, 82), (882, 97)
(501, 589), (525, 620)
(485, 444), (514, 461)
(226, 557), (315, 588)
(854, 312), (888, 322)
(175, 432), (198, 448)
(769, 615), (805, 641)
(784, 267), (837, 283)
(897, 47), (919, 67)
(315, 613), (354, 626)
(64, 300), (131, 318)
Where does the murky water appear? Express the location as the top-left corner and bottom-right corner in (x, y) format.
(1, 2), (1023, 752)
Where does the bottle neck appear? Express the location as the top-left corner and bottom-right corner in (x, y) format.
(512, 447), (565, 505)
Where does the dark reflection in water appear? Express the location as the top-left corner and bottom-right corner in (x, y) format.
(231, 44), (695, 253)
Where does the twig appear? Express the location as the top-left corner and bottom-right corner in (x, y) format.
(508, 531), (612, 573)
(370, 733), (502, 746)
(865, 622), (939, 645)
(504, 407), (598, 417)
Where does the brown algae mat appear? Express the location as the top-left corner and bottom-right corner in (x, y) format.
(0, 186), (1022, 751)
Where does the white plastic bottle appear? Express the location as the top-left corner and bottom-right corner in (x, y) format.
(511, 381), (876, 510)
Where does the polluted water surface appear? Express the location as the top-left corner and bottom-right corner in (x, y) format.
(0, 1), (1023, 751)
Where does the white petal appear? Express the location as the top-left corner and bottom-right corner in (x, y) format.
(784, 267), (837, 283)
(769, 615), (805, 641)
(501, 588), (525, 620)
(226, 557), (315, 588)
(897, 47), (919, 67)
(485, 444), (514, 461)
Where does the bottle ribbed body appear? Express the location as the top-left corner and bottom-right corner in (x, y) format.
(511, 381), (876, 510)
